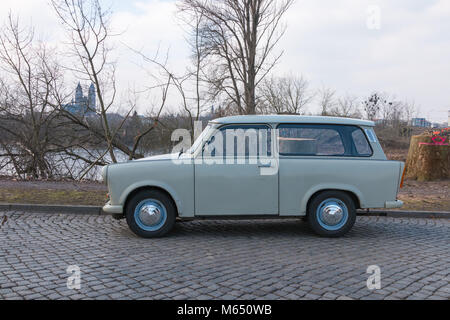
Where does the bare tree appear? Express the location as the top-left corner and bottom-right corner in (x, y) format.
(374, 93), (410, 127)
(402, 99), (418, 124)
(128, 46), (200, 138)
(331, 95), (362, 118)
(177, 9), (210, 129)
(51, 0), (167, 165)
(0, 15), (64, 179)
(318, 86), (336, 116)
(123, 9), (212, 144)
(178, 0), (294, 115)
(258, 75), (314, 114)
(0, 14), (110, 181)
(388, 100), (405, 127)
(51, 0), (120, 163)
(362, 92), (383, 121)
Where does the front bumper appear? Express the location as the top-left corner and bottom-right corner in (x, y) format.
(385, 200), (404, 209)
(103, 202), (124, 214)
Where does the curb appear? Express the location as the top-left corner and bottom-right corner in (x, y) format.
(0, 203), (449, 219)
(0, 204), (106, 215)
(357, 210), (450, 219)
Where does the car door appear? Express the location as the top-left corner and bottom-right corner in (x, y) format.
(194, 124), (279, 216)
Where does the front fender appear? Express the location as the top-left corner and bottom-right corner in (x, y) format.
(119, 180), (183, 215)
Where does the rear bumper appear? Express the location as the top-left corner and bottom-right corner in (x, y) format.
(385, 200), (404, 209)
(102, 202), (123, 214)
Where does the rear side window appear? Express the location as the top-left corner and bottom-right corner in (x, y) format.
(351, 129), (372, 156)
(364, 128), (378, 143)
(278, 125), (345, 156)
(278, 124), (373, 157)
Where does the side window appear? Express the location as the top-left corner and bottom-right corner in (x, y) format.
(203, 125), (271, 159)
(364, 128), (378, 143)
(351, 129), (372, 156)
(278, 125), (345, 156)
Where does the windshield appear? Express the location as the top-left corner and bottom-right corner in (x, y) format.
(188, 124), (212, 154)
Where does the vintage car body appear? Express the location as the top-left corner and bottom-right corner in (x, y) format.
(103, 115), (405, 238)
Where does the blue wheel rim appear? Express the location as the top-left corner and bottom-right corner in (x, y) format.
(316, 198), (349, 231)
(134, 199), (167, 232)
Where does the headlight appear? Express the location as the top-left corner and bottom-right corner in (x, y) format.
(101, 165), (108, 184)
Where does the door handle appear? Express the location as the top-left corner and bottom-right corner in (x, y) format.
(258, 163), (272, 168)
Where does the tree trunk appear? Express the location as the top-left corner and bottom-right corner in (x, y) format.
(405, 134), (449, 181)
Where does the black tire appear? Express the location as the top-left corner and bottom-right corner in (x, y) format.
(125, 190), (176, 238)
(307, 191), (356, 237)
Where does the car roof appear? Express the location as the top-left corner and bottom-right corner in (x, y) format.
(210, 115), (375, 127)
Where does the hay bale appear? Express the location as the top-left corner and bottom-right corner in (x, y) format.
(405, 134), (449, 181)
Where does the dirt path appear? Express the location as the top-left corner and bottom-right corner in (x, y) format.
(398, 179), (450, 212)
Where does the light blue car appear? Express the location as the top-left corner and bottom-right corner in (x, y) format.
(102, 115), (404, 238)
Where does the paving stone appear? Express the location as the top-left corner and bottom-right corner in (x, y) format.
(0, 213), (448, 300)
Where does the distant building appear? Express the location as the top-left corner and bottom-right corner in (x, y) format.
(63, 83), (97, 115)
(411, 118), (432, 128)
(431, 123), (445, 129)
(448, 110), (450, 127)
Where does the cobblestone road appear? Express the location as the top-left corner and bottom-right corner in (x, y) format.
(0, 212), (449, 300)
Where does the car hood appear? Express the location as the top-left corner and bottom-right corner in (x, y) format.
(135, 153), (191, 162)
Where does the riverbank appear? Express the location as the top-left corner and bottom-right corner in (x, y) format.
(0, 178), (107, 206)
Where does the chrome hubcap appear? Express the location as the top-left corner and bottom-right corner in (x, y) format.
(321, 204), (344, 226)
(139, 204), (162, 226)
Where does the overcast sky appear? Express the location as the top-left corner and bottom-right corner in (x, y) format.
(1, 0), (449, 123)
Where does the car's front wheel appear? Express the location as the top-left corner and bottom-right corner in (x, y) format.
(307, 191), (356, 237)
(125, 190), (176, 238)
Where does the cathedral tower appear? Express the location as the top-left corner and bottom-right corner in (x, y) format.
(88, 83), (96, 110)
(75, 82), (83, 104)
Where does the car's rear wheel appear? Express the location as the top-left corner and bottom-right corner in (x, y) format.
(307, 191), (356, 237)
(125, 190), (176, 238)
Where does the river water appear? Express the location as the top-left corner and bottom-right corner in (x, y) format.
(0, 148), (165, 181)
